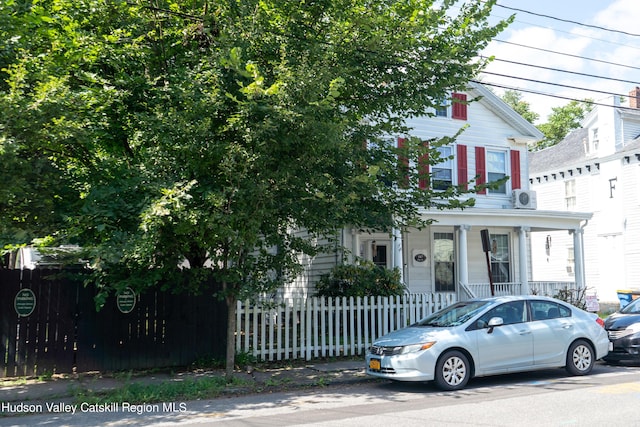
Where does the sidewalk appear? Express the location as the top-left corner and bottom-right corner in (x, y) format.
(0, 360), (374, 411)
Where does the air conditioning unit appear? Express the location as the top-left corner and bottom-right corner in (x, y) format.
(512, 190), (537, 209)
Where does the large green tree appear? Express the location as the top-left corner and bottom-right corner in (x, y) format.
(0, 0), (509, 375)
(535, 100), (594, 150)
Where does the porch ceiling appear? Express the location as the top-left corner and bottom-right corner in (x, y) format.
(419, 208), (592, 232)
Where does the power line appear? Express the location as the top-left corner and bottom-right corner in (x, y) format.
(495, 2), (640, 38)
(492, 39), (640, 72)
(472, 80), (640, 113)
(483, 57), (640, 86)
(486, 10), (640, 54)
(478, 71), (631, 99)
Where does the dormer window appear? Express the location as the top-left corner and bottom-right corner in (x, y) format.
(585, 128), (599, 155)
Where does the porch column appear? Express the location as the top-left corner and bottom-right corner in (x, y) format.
(457, 225), (470, 288)
(571, 228), (585, 289)
(350, 228), (359, 263)
(392, 227), (404, 283)
(517, 226), (530, 295)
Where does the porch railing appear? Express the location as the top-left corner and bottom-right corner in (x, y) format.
(464, 281), (580, 299)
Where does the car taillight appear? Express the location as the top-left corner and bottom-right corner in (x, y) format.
(596, 317), (605, 328)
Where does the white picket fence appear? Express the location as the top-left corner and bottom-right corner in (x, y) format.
(235, 293), (456, 361)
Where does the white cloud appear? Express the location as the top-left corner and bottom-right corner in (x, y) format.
(479, 0), (640, 122)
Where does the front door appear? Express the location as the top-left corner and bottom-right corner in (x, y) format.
(434, 232), (455, 292)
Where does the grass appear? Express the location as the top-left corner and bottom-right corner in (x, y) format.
(74, 375), (254, 405)
(2, 355), (363, 406)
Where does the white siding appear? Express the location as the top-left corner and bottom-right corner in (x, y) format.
(404, 93), (529, 210)
(530, 144), (640, 303)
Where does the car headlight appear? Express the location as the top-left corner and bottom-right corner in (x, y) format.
(626, 323), (640, 334)
(400, 342), (436, 354)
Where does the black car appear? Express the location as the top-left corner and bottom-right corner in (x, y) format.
(604, 298), (640, 363)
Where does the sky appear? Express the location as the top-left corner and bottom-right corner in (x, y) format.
(472, 0), (640, 123)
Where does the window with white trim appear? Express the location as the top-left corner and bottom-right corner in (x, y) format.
(566, 246), (575, 276)
(565, 179), (576, 210)
(433, 146), (453, 190)
(490, 233), (510, 282)
(435, 99), (447, 117)
(487, 150), (507, 194)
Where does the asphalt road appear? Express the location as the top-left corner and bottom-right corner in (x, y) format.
(2, 362), (639, 426)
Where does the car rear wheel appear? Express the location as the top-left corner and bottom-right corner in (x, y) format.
(565, 339), (594, 375)
(435, 350), (470, 391)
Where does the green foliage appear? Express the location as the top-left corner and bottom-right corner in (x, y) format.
(74, 375), (251, 405)
(535, 100), (594, 150)
(501, 90), (539, 124)
(234, 351), (258, 369)
(500, 90), (593, 151)
(0, 0), (510, 372)
(315, 261), (406, 297)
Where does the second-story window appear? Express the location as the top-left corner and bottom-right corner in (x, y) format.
(433, 146), (453, 190)
(487, 150), (507, 194)
(435, 99), (448, 117)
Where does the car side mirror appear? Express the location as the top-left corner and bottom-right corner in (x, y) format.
(487, 316), (503, 334)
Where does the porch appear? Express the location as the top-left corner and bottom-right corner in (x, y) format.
(459, 281), (582, 299)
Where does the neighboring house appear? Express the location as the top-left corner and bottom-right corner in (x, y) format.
(286, 82), (592, 301)
(6, 245), (84, 270)
(529, 87), (640, 305)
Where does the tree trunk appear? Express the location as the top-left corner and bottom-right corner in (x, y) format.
(225, 293), (237, 380)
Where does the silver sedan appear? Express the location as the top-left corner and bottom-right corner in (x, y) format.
(365, 295), (609, 390)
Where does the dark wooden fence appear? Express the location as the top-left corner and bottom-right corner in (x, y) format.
(0, 269), (227, 378)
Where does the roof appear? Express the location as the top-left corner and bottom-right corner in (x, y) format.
(529, 128), (589, 174)
(468, 82), (545, 142)
(421, 207), (591, 232)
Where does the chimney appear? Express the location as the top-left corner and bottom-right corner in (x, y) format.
(630, 87), (640, 109)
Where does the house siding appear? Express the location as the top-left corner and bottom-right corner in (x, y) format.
(284, 82), (591, 300)
(404, 91), (527, 209)
(530, 95), (640, 303)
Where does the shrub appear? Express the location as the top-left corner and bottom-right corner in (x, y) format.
(315, 261), (406, 297)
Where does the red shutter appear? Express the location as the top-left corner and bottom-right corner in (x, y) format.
(398, 137), (409, 188)
(457, 144), (468, 190)
(510, 150), (521, 190)
(418, 140), (430, 189)
(475, 146), (486, 194)
(452, 93), (467, 120)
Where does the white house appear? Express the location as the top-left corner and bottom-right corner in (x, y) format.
(287, 82), (592, 301)
(529, 87), (640, 305)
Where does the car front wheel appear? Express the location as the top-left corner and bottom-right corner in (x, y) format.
(565, 339), (594, 375)
(435, 350), (470, 391)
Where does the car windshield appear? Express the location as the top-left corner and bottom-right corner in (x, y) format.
(620, 298), (640, 314)
(415, 301), (491, 327)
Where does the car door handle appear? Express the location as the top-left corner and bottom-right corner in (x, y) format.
(561, 323), (573, 329)
(519, 330), (532, 335)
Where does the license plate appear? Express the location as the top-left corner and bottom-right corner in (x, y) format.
(369, 359), (381, 370)
(609, 342), (614, 351)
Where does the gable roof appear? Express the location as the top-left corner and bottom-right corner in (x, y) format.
(529, 128), (588, 174)
(467, 82), (545, 142)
